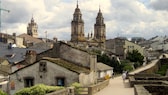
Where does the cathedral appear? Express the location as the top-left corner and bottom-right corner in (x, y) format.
(27, 17), (38, 38)
(70, 2), (106, 48)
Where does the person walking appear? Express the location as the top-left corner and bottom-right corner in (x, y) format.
(122, 72), (126, 82)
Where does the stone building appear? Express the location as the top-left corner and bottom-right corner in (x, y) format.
(106, 38), (145, 59)
(97, 62), (113, 79)
(53, 41), (97, 71)
(94, 8), (106, 43)
(6, 41), (114, 94)
(70, 2), (106, 48)
(71, 3), (85, 42)
(27, 17), (38, 38)
(18, 33), (43, 47)
(0, 33), (24, 48)
(9, 57), (90, 95)
(0, 57), (11, 75)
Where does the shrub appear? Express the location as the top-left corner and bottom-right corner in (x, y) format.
(14, 84), (63, 95)
(70, 82), (83, 94)
(156, 64), (168, 76)
(0, 90), (7, 95)
(123, 65), (133, 71)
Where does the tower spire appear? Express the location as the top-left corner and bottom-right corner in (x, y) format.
(99, 4), (101, 12)
(31, 14), (34, 22)
(77, 0), (78, 8)
(99, 4), (102, 13)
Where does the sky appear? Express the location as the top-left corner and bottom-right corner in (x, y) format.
(1, 0), (168, 41)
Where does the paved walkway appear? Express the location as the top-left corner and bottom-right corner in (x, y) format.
(95, 57), (163, 95)
(129, 59), (159, 75)
(94, 76), (134, 95)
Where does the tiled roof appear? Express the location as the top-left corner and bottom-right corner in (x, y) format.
(0, 42), (50, 64)
(0, 57), (6, 63)
(10, 57), (90, 74)
(28, 42), (53, 50)
(18, 33), (43, 44)
(60, 41), (96, 55)
(44, 57), (90, 74)
(97, 62), (113, 71)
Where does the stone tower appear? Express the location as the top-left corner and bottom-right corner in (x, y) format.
(27, 17), (38, 38)
(94, 8), (106, 42)
(71, 1), (85, 42)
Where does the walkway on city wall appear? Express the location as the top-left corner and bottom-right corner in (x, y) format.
(95, 54), (168, 95)
(95, 58), (163, 95)
(95, 76), (134, 95)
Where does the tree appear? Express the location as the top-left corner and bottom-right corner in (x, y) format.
(97, 54), (123, 73)
(126, 50), (144, 68)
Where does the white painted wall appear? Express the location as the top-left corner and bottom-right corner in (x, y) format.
(98, 70), (113, 78)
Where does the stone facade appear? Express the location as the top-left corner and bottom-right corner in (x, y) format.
(129, 58), (168, 95)
(106, 38), (145, 59)
(0, 58), (11, 75)
(71, 3), (85, 42)
(9, 59), (79, 95)
(53, 42), (97, 71)
(94, 8), (106, 43)
(71, 2), (106, 48)
(27, 17), (38, 38)
(0, 33), (24, 48)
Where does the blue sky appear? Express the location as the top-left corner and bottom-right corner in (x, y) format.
(1, 0), (168, 40)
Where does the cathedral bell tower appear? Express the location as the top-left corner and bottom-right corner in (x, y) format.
(27, 17), (38, 38)
(71, 1), (85, 42)
(94, 8), (106, 42)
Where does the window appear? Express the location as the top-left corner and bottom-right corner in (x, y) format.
(39, 62), (47, 72)
(56, 77), (65, 86)
(24, 77), (34, 87)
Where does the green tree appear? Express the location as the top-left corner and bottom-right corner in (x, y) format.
(126, 50), (144, 68)
(97, 54), (123, 73)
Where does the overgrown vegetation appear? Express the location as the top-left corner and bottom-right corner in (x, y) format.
(126, 50), (144, 69)
(70, 82), (83, 94)
(0, 90), (7, 95)
(95, 50), (133, 74)
(121, 60), (134, 72)
(92, 49), (144, 74)
(14, 84), (64, 95)
(156, 64), (168, 76)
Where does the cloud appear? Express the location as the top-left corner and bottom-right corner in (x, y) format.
(1, 0), (168, 41)
(149, 0), (168, 11)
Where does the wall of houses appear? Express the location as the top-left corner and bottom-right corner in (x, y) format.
(124, 40), (144, 56)
(0, 60), (11, 75)
(15, 37), (24, 48)
(53, 42), (97, 70)
(9, 60), (79, 95)
(106, 38), (144, 59)
(105, 39), (115, 53)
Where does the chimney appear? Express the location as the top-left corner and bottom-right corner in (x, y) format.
(8, 43), (12, 49)
(13, 33), (16, 37)
(25, 50), (37, 64)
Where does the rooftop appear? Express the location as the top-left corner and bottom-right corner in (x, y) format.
(11, 57), (90, 74)
(44, 57), (90, 74)
(0, 42), (51, 64)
